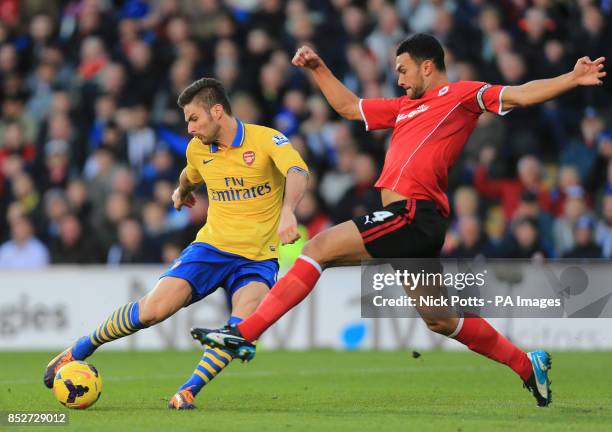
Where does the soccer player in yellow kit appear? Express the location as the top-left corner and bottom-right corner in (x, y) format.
(43, 78), (309, 409)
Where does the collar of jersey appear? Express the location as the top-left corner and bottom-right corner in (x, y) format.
(209, 118), (245, 153)
(420, 82), (451, 99)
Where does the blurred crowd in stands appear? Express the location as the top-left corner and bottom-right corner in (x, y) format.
(1, 0), (611, 268)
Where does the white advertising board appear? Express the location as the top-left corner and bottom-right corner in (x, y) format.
(1, 266), (611, 351)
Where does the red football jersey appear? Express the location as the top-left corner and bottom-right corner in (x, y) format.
(359, 81), (511, 217)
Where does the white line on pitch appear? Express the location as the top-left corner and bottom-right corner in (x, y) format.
(0, 365), (484, 386)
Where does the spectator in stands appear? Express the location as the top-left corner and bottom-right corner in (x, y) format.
(564, 215), (602, 259)
(550, 166), (587, 217)
(121, 105), (156, 176)
(475, 149), (552, 220)
(366, 4), (405, 74)
(39, 138), (71, 192)
(477, 5), (503, 65)
(141, 201), (170, 251)
(340, 4), (368, 44)
(84, 147), (119, 213)
(553, 185), (590, 257)
(50, 213), (104, 264)
(107, 218), (158, 264)
(42, 189), (70, 241)
(77, 36), (109, 84)
(0, 215), (49, 268)
(65, 177), (92, 227)
(95, 192), (131, 252)
(88, 94), (119, 151)
(161, 240), (183, 264)
(180, 192), (208, 246)
(453, 185), (480, 219)
(513, 190), (555, 250)
(249, 0), (285, 39)
(502, 217), (550, 259)
(138, 148), (178, 196)
(585, 130), (612, 196)
(0, 122), (36, 173)
(445, 215), (496, 259)
(595, 193), (612, 258)
(10, 171), (41, 222)
(295, 190), (331, 239)
(0, 44), (20, 83)
(0, 93), (38, 148)
(319, 141), (356, 211)
(152, 179), (189, 232)
(332, 153), (380, 223)
(124, 40), (158, 106)
(301, 96), (339, 172)
(39, 112), (78, 174)
(152, 58), (194, 131)
(98, 63), (127, 101)
(462, 112), (507, 169)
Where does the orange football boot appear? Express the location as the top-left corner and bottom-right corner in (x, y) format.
(43, 346), (76, 388)
(168, 387), (196, 410)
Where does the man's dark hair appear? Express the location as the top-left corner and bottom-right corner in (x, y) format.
(396, 33), (446, 72)
(177, 78), (232, 115)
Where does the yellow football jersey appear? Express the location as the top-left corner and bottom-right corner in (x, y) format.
(184, 119), (308, 261)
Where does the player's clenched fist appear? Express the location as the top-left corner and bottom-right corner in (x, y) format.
(278, 207), (300, 245)
(172, 187), (196, 210)
(292, 46), (322, 70)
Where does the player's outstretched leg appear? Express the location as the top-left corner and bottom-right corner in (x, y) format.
(43, 301), (145, 388)
(169, 318), (239, 409)
(191, 221), (369, 360)
(190, 255), (322, 359)
(44, 277), (191, 388)
(452, 315), (551, 406)
(420, 310), (552, 407)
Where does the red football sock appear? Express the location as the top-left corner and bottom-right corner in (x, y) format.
(452, 314), (533, 381)
(237, 256), (322, 342)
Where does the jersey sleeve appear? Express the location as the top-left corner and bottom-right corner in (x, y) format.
(359, 97), (402, 131)
(185, 140), (203, 184)
(460, 81), (512, 116)
(263, 131), (309, 176)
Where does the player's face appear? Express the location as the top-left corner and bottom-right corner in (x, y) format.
(396, 53), (427, 99)
(184, 102), (222, 145)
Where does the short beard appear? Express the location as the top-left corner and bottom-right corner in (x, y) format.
(201, 124), (222, 146)
(409, 85), (425, 99)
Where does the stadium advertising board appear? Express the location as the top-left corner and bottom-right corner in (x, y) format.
(1, 267), (611, 351)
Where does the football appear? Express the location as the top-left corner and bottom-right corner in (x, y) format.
(52, 361), (103, 409)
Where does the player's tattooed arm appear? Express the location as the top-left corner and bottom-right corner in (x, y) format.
(278, 167), (309, 244)
(287, 166), (310, 177)
(172, 168), (203, 210)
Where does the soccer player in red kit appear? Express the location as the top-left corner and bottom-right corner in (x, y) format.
(192, 34), (606, 407)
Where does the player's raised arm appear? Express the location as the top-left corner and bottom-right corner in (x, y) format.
(501, 56), (606, 110)
(293, 46), (362, 121)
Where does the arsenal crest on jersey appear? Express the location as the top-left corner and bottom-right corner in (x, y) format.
(243, 151), (255, 166)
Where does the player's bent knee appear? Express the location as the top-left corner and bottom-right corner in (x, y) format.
(232, 283), (269, 317)
(137, 277), (192, 326)
(138, 297), (171, 326)
(301, 240), (318, 260)
(423, 318), (455, 336)
(301, 233), (333, 267)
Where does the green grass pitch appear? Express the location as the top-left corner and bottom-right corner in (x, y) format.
(1, 350), (611, 431)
